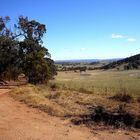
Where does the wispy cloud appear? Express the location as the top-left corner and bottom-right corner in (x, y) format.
(111, 33), (124, 39)
(111, 33), (136, 42)
(80, 48), (86, 51)
(127, 38), (136, 42)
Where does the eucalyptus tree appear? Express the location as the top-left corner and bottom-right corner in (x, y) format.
(0, 16), (57, 84)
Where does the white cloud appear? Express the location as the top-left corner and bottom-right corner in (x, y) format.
(80, 48), (86, 51)
(111, 33), (137, 42)
(111, 33), (124, 39)
(127, 38), (136, 42)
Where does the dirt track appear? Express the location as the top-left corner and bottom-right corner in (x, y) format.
(0, 89), (139, 140)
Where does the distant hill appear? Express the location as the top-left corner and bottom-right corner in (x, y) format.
(55, 59), (99, 64)
(101, 54), (140, 70)
(55, 58), (121, 64)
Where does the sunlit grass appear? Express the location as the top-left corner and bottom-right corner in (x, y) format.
(54, 70), (140, 97)
(9, 70), (140, 118)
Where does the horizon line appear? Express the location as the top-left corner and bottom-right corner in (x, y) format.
(54, 57), (123, 61)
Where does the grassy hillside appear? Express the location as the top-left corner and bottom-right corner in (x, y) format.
(101, 53), (140, 70)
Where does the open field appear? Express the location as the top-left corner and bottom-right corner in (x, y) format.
(55, 70), (140, 97)
(10, 70), (140, 130)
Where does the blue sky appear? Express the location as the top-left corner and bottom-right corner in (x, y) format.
(1, 0), (140, 60)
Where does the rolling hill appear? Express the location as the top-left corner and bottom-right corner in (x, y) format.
(101, 53), (140, 70)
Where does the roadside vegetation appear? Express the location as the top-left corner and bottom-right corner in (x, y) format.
(1, 15), (140, 130)
(10, 70), (140, 129)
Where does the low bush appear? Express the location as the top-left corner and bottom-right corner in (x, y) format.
(137, 97), (140, 103)
(49, 83), (58, 90)
(110, 93), (133, 103)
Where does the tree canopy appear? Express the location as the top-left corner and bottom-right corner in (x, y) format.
(0, 16), (57, 84)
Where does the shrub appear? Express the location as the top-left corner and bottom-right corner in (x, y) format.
(110, 93), (133, 103)
(137, 97), (140, 103)
(49, 83), (58, 90)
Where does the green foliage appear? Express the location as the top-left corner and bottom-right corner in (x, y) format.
(101, 53), (140, 70)
(0, 16), (57, 84)
(0, 17), (21, 80)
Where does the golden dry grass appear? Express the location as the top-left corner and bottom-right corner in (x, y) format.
(9, 70), (140, 117)
(55, 70), (140, 97)
(9, 85), (68, 116)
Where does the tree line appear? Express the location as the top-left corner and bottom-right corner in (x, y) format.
(0, 16), (57, 84)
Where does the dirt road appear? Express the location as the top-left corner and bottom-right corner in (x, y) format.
(0, 89), (139, 140)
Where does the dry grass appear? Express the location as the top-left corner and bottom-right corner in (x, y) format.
(55, 70), (140, 97)
(9, 70), (140, 119)
(9, 84), (68, 117)
(10, 84), (96, 116)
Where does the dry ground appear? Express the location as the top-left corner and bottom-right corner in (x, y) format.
(0, 89), (140, 140)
